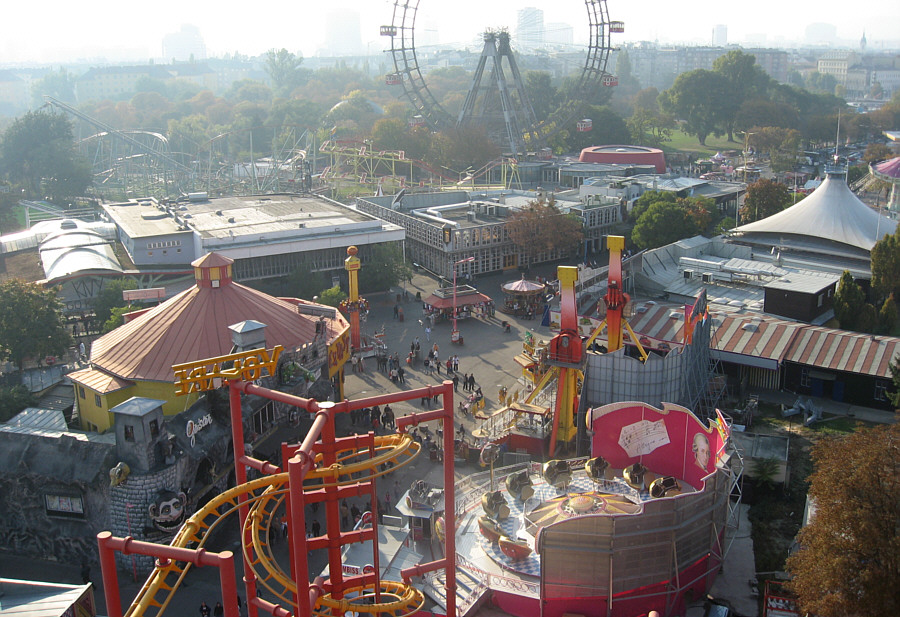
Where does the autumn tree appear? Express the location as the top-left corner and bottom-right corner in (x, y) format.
(740, 178), (792, 224)
(786, 422), (900, 617)
(0, 279), (72, 370)
(506, 199), (584, 269)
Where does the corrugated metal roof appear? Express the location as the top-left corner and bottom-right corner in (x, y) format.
(68, 367), (134, 393)
(625, 302), (899, 378)
(783, 327), (900, 378)
(8, 408), (68, 431)
(89, 261), (348, 383)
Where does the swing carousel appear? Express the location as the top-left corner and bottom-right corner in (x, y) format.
(500, 276), (548, 317)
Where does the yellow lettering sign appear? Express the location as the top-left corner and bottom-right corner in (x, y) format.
(172, 346), (283, 395)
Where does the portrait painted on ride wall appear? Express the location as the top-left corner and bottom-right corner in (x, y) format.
(692, 432), (710, 470)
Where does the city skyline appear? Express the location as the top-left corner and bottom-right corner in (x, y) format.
(2, 0), (899, 65)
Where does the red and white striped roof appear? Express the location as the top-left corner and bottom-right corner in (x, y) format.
(625, 301), (899, 378)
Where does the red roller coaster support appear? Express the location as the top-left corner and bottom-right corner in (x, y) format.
(96, 532), (239, 617)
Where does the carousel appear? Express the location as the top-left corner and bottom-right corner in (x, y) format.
(871, 156), (900, 212)
(500, 276), (548, 318)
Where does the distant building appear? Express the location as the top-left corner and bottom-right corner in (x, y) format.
(0, 69), (29, 113)
(516, 7), (544, 50)
(356, 189), (619, 277)
(712, 25), (727, 47)
(545, 22), (574, 48)
(162, 24), (207, 62)
(75, 63), (217, 102)
(323, 10), (362, 56)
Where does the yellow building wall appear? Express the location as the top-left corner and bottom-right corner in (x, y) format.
(76, 380), (201, 433)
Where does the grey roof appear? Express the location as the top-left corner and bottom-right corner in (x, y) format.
(110, 397), (165, 417)
(8, 408), (68, 431)
(732, 173), (897, 252)
(763, 272), (840, 293)
(0, 579), (93, 617)
(39, 229), (122, 281)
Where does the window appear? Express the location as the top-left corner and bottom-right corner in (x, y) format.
(800, 368), (810, 388)
(78, 386), (85, 399)
(874, 380), (888, 402)
(149, 419), (160, 438)
(124, 425), (135, 442)
(817, 293), (824, 307)
(45, 494), (85, 519)
(94, 394), (102, 407)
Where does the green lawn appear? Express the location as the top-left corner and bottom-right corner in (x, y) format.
(662, 129), (742, 157)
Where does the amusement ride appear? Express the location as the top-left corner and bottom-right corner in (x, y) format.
(383, 0), (623, 155)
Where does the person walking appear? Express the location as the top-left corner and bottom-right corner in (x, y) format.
(452, 374), (459, 391)
(397, 366), (405, 384)
(199, 601), (212, 617)
(311, 519), (321, 537)
(425, 326), (431, 341)
(214, 602), (224, 617)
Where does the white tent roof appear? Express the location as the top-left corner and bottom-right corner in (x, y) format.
(733, 173), (897, 252)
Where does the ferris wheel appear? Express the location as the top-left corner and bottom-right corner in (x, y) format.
(383, 0), (623, 153)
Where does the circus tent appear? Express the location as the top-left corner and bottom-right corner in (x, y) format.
(730, 170), (897, 265)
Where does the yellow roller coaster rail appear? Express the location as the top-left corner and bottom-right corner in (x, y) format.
(121, 434), (421, 617)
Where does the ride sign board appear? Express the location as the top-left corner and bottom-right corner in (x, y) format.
(173, 346), (283, 394)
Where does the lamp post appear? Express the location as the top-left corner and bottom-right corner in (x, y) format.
(452, 256), (475, 341)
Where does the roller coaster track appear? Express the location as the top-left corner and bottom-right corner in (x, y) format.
(124, 434), (423, 617)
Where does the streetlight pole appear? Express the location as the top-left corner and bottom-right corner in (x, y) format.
(452, 256), (475, 341)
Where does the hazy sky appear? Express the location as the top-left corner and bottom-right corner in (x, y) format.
(2, 0), (898, 64)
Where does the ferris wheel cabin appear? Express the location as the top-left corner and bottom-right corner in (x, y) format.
(576, 119), (593, 132)
(609, 21), (625, 33)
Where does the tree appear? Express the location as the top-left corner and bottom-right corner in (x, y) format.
(30, 68), (77, 107)
(833, 271), (868, 331)
(93, 278), (137, 327)
(359, 244), (412, 294)
(740, 178), (792, 224)
(659, 70), (729, 145)
(561, 105), (630, 151)
(863, 142), (893, 165)
(785, 423), (900, 617)
(0, 110), (92, 201)
(524, 71), (558, 122)
(0, 279), (71, 371)
(871, 228), (900, 303)
(0, 385), (36, 423)
(631, 198), (702, 250)
(879, 295), (898, 334)
(506, 199), (584, 268)
(804, 71), (838, 95)
(890, 353), (900, 407)
(627, 106), (674, 148)
(317, 286), (347, 307)
(712, 50), (771, 141)
(264, 48), (311, 98)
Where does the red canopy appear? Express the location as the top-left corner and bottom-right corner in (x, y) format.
(424, 291), (492, 309)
